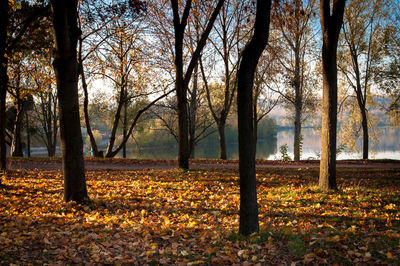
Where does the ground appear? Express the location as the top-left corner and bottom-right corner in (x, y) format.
(0, 158), (399, 265)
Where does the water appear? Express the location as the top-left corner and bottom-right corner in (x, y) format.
(126, 126), (400, 160)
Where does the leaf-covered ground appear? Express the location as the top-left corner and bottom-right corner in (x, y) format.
(0, 167), (399, 265)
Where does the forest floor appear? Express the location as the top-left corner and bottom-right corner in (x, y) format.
(0, 159), (399, 264)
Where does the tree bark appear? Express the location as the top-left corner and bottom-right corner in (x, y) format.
(237, 0), (272, 236)
(123, 94), (128, 158)
(0, 0), (8, 171)
(189, 66), (198, 159)
(218, 122), (227, 160)
(361, 106), (368, 160)
(11, 69), (24, 157)
(11, 101), (24, 157)
(293, 46), (302, 161)
(51, 0), (88, 203)
(318, 0), (346, 190)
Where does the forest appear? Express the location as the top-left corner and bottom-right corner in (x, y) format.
(0, 0), (399, 264)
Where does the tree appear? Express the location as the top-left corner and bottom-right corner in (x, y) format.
(237, 0), (272, 236)
(318, 0), (346, 190)
(30, 51), (58, 157)
(8, 60), (26, 157)
(170, 0), (225, 169)
(200, 0), (246, 160)
(0, 1), (49, 169)
(50, 0), (88, 203)
(0, 0), (8, 173)
(252, 57), (280, 153)
(78, 0), (146, 158)
(338, 0), (389, 159)
(269, 0), (318, 161)
(374, 0), (400, 125)
(6, 13), (54, 158)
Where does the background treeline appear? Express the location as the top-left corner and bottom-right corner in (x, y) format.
(0, 0), (399, 162)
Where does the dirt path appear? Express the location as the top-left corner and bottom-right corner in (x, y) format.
(7, 158), (400, 171)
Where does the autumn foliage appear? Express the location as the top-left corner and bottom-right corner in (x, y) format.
(0, 166), (399, 264)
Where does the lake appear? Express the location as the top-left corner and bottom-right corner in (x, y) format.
(126, 126), (400, 160)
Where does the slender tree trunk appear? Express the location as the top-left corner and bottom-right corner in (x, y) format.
(105, 85), (125, 158)
(0, 0), (8, 171)
(11, 101), (24, 157)
(237, 0), (272, 236)
(352, 49), (369, 160)
(294, 103), (302, 161)
(318, 0), (346, 190)
(79, 38), (101, 158)
(51, 0), (88, 203)
(123, 94), (128, 158)
(361, 108), (368, 160)
(293, 2), (303, 162)
(47, 92), (57, 157)
(26, 111), (31, 157)
(11, 70), (24, 157)
(189, 67), (198, 159)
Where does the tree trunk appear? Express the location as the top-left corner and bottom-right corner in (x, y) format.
(105, 85), (125, 158)
(11, 101), (24, 157)
(293, 104), (302, 161)
(253, 103), (258, 155)
(78, 38), (102, 158)
(11, 71), (24, 157)
(123, 94), (128, 158)
(26, 111), (31, 157)
(318, 0), (346, 190)
(293, 51), (302, 161)
(189, 66), (198, 159)
(51, 0), (88, 203)
(0, 0), (8, 171)
(218, 122), (227, 160)
(361, 108), (368, 160)
(237, 0), (272, 236)
(48, 92), (58, 157)
(171, 0), (224, 169)
(175, 27), (190, 169)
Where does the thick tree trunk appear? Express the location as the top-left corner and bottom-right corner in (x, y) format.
(175, 29), (190, 169)
(218, 122), (227, 160)
(237, 0), (271, 236)
(0, 0), (8, 171)
(318, 0), (346, 190)
(253, 103), (258, 155)
(51, 0), (88, 203)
